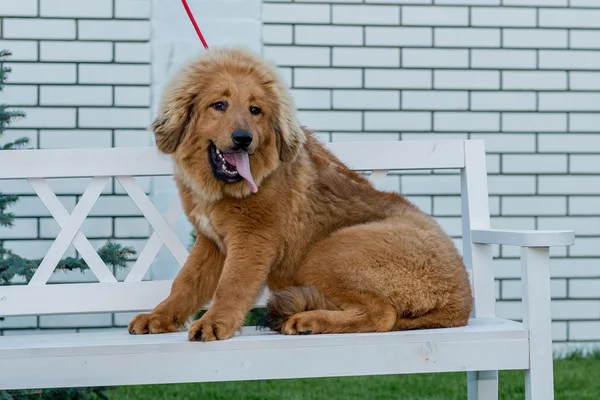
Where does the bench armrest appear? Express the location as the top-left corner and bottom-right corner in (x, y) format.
(471, 229), (575, 247)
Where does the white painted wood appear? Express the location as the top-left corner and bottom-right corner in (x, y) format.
(0, 147), (174, 179)
(117, 176), (189, 267)
(368, 170), (389, 189)
(327, 140), (465, 170)
(0, 318), (528, 390)
(28, 177), (110, 286)
(472, 229), (575, 248)
(28, 178), (117, 284)
(521, 247), (554, 400)
(125, 198), (182, 283)
(461, 140), (499, 400)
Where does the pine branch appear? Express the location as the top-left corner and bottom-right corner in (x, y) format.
(0, 241), (136, 285)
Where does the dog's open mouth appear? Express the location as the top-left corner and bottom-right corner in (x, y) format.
(209, 142), (258, 193)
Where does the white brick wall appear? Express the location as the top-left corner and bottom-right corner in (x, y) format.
(1, 0), (154, 333)
(264, 0), (600, 345)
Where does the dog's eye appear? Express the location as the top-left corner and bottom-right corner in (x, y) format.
(249, 106), (262, 115)
(211, 101), (227, 111)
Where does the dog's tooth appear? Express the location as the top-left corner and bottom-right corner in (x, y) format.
(221, 164), (227, 171)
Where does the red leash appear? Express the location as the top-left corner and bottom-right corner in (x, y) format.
(181, 0), (209, 50)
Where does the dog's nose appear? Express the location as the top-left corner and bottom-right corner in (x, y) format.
(231, 129), (253, 149)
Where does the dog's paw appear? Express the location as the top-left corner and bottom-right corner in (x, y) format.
(188, 313), (236, 342)
(128, 313), (182, 335)
(281, 313), (317, 335)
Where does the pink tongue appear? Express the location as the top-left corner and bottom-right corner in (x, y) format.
(230, 152), (258, 193)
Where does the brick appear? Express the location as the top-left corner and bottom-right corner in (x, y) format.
(503, 29), (567, 49)
(471, 92), (536, 111)
(263, 25), (293, 45)
(570, 114), (600, 132)
(0, 218), (36, 238)
(264, 46), (330, 67)
(402, 175), (461, 195)
(402, 91), (468, 110)
(365, 112), (431, 131)
(0, 316), (37, 329)
(433, 196), (461, 216)
(503, 0), (566, 5)
(39, 130), (113, 148)
(403, 49), (468, 68)
(0, 0), (37, 16)
(435, 217), (462, 237)
(366, 27), (432, 47)
(333, 90), (399, 110)
(487, 155), (501, 175)
(333, 5), (400, 25)
(296, 111), (362, 131)
(570, 72), (600, 90)
(435, 0), (499, 4)
(115, 43), (150, 63)
(569, 322), (600, 341)
(496, 301), (522, 321)
(78, 20), (150, 40)
(502, 113), (567, 132)
(3, 18), (76, 39)
(331, 133), (400, 142)
(115, 86), (150, 106)
(296, 26), (363, 46)
(540, 9), (600, 28)
(540, 93), (600, 111)
(434, 70), (499, 90)
(502, 279), (567, 299)
(404, 196), (432, 214)
(114, 130), (151, 147)
(488, 176), (535, 194)
(540, 50), (600, 70)
(11, 107), (76, 128)
(472, 7), (536, 27)
(0, 40), (37, 61)
(502, 71), (567, 91)
(402, 6), (468, 26)
(570, 0), (600, 5)
(434, 28), (500, 48)
(552, 322), (567, 342)
(10, 196), (75, 217)
(0, 129), (38, 148)
(366, 0), (430, 3)
(491, 217), (536, 231)
(434, 112), (499, 132)
(40, 314), (113, 329)
(263, 4), (330, 23)
(571, 155), (600, 173)
(278, 68), (292, 87)
(2, 85), (37, 105)
(539, 176), (600, 194)
(115, 0), (151, 19)
(79, 64), (150, 84)
(366, 69), (432, 89)
(294, 68), (362, 88)
(40, 86), (112, 106)
(40, 0), (112, 17)
(90, 196), (142, 216)
(568, 30), (600, 50)
(570, 238), (600, 257)
(471, 49), (536, 69)
(40, 217), (113, 238)
(550, 258), (600, 278)
(539, 217), (600, 236)
(115, 217), (149, 237)
(334, 48), (400, 67)
(40, 41), (112, 62)
(503, 154), (567, 174)
(570, 279), (600, 299)
(290, 89), (330, 109)
(502, 196), (566, 216)
(553, 300), (600, 320)
(539, 134), (600, 153)
(79, 108), (150, 129)
(5, 62), (76, 84)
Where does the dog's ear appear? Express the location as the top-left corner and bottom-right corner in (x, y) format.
(274, 95), (306, 163)
(150, 80), (197, 154)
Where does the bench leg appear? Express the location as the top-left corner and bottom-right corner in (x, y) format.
(467, 370), (498, 400)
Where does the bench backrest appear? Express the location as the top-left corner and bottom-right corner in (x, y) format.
(0, 140), (495, 320)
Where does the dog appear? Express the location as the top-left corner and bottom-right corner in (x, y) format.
(128, 48), (472, 341)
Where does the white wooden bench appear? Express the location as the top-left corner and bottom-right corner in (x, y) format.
(0, 139), (574, 399)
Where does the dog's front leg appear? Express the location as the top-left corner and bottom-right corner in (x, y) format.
(188, 231), (279, 342)
(128, 235), (225, 335)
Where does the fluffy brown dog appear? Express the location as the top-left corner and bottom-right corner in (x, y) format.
(128, 48), (472, 341)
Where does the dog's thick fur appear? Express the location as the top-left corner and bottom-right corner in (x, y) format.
(128, 48), (472, 341)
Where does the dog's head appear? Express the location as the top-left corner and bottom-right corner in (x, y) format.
(150, 48), (305, 201)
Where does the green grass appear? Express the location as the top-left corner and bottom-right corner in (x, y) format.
(109, 355), (600, 400)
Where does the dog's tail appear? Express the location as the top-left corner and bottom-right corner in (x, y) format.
(258, 286), (337, 332)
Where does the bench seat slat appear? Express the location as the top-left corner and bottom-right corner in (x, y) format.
(0, 318), (528, 390)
